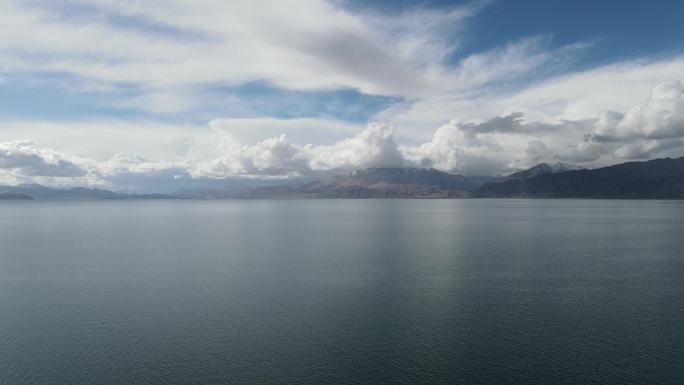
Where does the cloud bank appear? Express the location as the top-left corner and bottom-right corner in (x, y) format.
(0, 141), (89, 178)
(1, 80), (683, 190)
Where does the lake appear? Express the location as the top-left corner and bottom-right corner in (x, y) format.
(1, 199), (683, 384)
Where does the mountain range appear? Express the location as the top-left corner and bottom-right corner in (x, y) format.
(0, 184), (176, 200)
(236, 168), (493, 199)
(475, 157), (684, 199)
(2, 156), (684, 200)
(502, 162), (585, 181)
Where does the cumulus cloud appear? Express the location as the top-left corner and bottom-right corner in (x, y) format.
(398, 79), (684, 173)
(194, 135), (308, 177)
(2, 79), (684, 189)
(382, 55), (684, 142)
(0, 141), (191, 190)
(400, 121), (506, 175)
(571, 80), (684, 161)
(195, 113), (577, 178)
(0, 141), (89, 177)
(592, 81), (684, 141)
(96, 153), (193, 193)
(193, 122), (403, 177)
(307, 123), (404, 170)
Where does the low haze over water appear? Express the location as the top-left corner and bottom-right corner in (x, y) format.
(2, 200), (684, 384)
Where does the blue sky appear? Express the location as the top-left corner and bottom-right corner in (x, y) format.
(1, 0), (684, 190)
(364, 0), (684, 60)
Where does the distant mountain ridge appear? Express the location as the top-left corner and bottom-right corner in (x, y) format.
(504, 162), (585, 181)
(0, 193), (33, 200)
(309, 167), (486, 198)
(239, 168), (492, 198)
(474, 157), (684, 198)
(3, 157), (684, 200)
(0, 184), (177, 200)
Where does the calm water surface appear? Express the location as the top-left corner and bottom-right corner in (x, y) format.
(1, 200), (683, 384)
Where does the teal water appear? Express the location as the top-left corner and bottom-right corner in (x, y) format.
(1, 200), (683, 384)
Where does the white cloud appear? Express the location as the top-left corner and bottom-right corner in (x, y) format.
(0, 119), (217, 162)
(307, 122), (404, 170)
(0, 0), (485, 113)
(506, 57), (684, 122)
(112, 90), (202, 114)
(193, 122), (403, 177)
(396, 79), (684, 174)
(193, 134), (308, 177)
(209, 118), (361, 146)
(0, 140), (89, 177)
(565, 80), (684, 162)
(382, 55), (684, 143)
(2, 78), (684, 190)
(599, 80), (684, 140)
(400, 121), (508, 175)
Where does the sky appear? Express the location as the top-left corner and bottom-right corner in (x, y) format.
(1, 0), (684, 192)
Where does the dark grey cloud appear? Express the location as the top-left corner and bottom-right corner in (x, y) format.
(458, 112), (593, 138)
